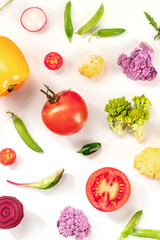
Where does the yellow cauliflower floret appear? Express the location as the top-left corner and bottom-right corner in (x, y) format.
(79, 55), (104, 78)
(134, 147), (160, 180)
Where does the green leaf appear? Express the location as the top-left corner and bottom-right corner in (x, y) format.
(7, 168), (64, 189)
(144, 12), (159, 31)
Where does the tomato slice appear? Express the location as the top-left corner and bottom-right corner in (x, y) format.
(44, 52), (63, 70)
(0, 148), (16, 166)
(86, 167), (131, 212)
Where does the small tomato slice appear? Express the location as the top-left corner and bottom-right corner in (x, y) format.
(44, 52), (63, 70)
(86, 167), (131, 212)
(0, 148), (16, 166)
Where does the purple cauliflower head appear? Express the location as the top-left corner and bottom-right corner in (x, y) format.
(57, 206), (91, 239)
(117, 42), (157, 81)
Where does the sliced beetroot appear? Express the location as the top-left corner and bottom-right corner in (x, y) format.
(0, 196), (24, 229)
(20, 7), (47, 32)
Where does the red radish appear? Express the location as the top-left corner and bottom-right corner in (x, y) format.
(0, 196), (24, 229)
(20, 7), (47, 32)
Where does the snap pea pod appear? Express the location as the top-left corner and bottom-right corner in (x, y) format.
(131, 229), (160, 239)
(75, 3), (104, 35)
(89, 28), (126, 41)
(77, 142), (101, 155)
(119, 210), (143, 240)
(7, 112), (43, 153)
(64, 1), (73, 43)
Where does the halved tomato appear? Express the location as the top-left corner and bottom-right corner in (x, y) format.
(86, 167), (131, 212)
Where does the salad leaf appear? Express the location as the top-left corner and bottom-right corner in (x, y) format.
(144, 12), (160, 39)
(7, 168), (64, 189)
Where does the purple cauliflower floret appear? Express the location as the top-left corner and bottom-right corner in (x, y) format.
(57, 206), (91, 239)
(117, 42), (157, 81)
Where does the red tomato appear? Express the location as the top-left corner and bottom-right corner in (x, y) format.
(86, 167), (131, 212)
(41, 87), (88, 135)
(0, 148), (16, 166)
(44, 52), (63, 70)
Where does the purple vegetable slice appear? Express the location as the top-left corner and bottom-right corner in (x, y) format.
(7, 168), (64, 189)
(0, 196), (24, 229)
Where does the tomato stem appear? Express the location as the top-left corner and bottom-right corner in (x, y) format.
(40, 85), (70, 103)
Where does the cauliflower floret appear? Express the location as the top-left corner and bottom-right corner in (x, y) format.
(134, 147), (160, 180)
(79, 55), (104, 78)
(57, 206), (91, 239)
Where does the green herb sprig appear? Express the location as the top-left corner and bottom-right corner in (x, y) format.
(144, 12), (160, 39)
(0, 0), (13, 12)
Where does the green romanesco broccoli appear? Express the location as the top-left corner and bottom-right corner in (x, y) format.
(105, 94), (151, 141)
(132, 94), (151, 110)
(105, 97), (131, 135)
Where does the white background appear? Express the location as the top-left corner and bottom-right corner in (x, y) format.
(0, 0), (160, 239)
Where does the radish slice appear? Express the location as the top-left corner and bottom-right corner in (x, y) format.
(20, 7), (47, 32)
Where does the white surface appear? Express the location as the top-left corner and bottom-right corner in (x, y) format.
(0, 0), (160, 239)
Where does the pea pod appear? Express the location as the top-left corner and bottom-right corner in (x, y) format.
(119, 210), (143, 240)
(7, 112), (43, 153)
(89, 28), (126, 41)
(131, 229), (160, 239)
(77, 142), (101, 155)
(75, 3), (104, 35)
(64, 1), (73, 43)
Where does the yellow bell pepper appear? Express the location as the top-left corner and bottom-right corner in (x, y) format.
(0, 36), (29, 96)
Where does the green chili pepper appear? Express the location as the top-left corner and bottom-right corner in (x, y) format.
(119, 210), (143, 240)
(75, 3), (104, 35)
(131, 229), (160, 239)
(77, 142), (101, 155)
(7, 112), (43, 153)
(89, 28), (126, 41)
(64, 1), (73, 43)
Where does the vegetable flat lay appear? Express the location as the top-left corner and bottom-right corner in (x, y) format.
(0, 0), (160, 240)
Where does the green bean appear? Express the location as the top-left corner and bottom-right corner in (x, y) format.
(77, 142), (101, 155)
(64, 1), (73, 43)
(131, 229), (160, 239)
(7, 112), (43, 153)
(75, 3), (104, 35)
(89, 28), (126, 41)
(119, 210), (143, 240)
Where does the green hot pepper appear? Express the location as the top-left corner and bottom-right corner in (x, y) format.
(7, 112), (43, 153)
(89, 28), (126, 41)
(64, 1), (73, 43)
(131, 229), (160, 239)
(75, 3), (104, 35)
(119, 210), (143, 240)
(77, 142), (101, 155)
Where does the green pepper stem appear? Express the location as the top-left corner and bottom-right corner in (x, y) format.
(77, 150), (82, 153)
(0, 0), (13, 11)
